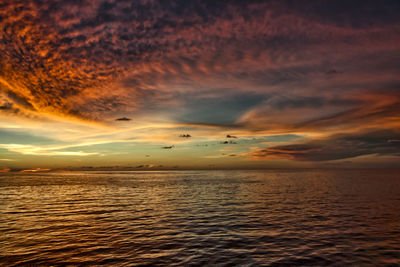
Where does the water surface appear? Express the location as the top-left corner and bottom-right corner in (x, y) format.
(1, 170), (400, 266)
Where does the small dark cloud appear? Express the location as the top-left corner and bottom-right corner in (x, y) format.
(221, 140), (237, 144)
(162, 145), (174, 149)
(116, 117), (132, 121)
(179, 134), (192, 138)
(222, 153), (237, 157)
(226, 134), (237, 138)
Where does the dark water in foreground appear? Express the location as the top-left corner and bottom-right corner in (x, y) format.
(0, 170), (400, 266)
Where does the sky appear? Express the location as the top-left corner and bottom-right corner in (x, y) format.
(0, 0), (399, 171)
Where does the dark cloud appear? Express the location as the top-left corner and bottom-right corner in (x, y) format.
(0, 0), (399, 131)
(221, 141), (237, 145)
(226, 134), (237, 138)
(161, 145), (174, 149)
(179, 134), (191, 138)
(251, 130), (400, 161)
(0, 104), (11, 110)
(1, 89), (35, 111)
(115, 117), (131, 121)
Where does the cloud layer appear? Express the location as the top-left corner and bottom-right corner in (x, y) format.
(250, 129), (400, 161)
(0, 0), (399, 168)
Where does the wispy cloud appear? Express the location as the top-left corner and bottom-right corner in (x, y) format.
(0, 144), (99, 156)
(249, 129), (400, 162)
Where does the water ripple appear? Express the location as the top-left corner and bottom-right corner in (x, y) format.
(0, 169), (400, 266)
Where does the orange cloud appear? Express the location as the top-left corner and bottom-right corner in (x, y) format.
(1, 0), (399, 126)
(20, 168), (51, 173)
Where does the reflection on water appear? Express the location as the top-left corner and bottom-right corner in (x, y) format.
(0, 170), (400, 266)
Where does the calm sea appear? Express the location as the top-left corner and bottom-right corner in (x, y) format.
(0, 170), (399, 266)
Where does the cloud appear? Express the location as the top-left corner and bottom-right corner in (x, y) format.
(115, 117), (131, 121)
(0, 1), (399, 169)
(293, 93), (400, 131)
(1, 0), (398, 125)
(0, 143), (99, 156)
(135, 164), (156, 169)
(20, 168), (51, 172)
(221, 141), (237, 145)
(249, 129), (400, 161)
(239, 92), (400, 133)
(0, 103), (12, 110)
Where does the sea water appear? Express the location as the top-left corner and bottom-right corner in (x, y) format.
(1, 170), (399, 266)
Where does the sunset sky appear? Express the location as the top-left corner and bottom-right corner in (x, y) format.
(0, 0), (399, 170)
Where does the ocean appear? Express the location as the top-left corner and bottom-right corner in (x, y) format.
(1, 170), (399, 266)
